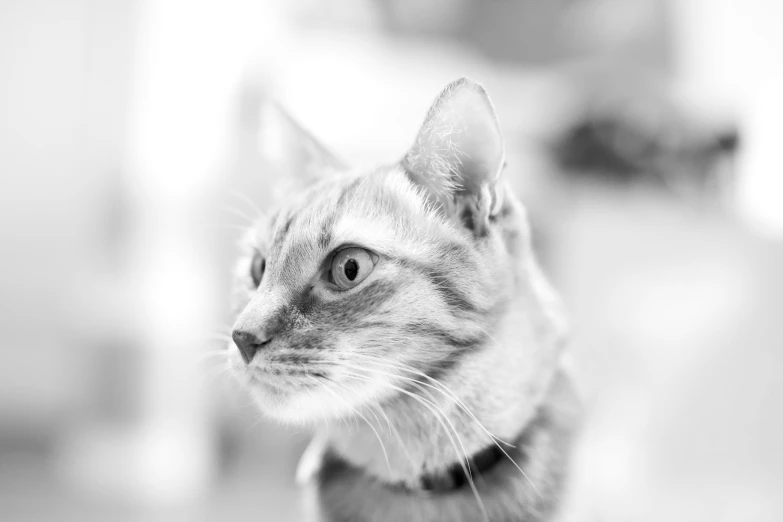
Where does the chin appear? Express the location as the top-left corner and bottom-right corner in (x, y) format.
(247, 379), (360, 425)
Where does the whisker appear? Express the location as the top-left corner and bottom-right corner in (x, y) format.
(343, 370), (489, 522)
(307, 377), (355, 433)
(337, 379), (418, 476)
(311, 376), (393, 476)
(340, 365), (474, 477)
(204, 223), (252, 233)
(193, 351), (230, 365)
(349, 353), (514, 447)
(225, 190), (265, 218)
(345, 354), (541, 498)
(370, 402), (417, 473)
(220, 206), (258, 225)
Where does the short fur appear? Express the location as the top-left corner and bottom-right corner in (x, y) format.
(228, 79), (579, 522)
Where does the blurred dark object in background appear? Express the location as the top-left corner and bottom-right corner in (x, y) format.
(550, 69), (738, 197)
(553, 104), (738, 194)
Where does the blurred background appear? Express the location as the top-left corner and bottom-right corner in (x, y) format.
(1, 0), (782, 520)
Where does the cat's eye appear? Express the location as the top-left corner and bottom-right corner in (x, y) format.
(250, 252), (265, 287)
(330, 247), (375, 290)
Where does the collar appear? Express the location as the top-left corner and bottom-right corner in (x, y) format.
(324, 424), (529, 495)
(413, 439), (508, 493)
(392, 416), (539, 494)
(403, 402), (548, 493)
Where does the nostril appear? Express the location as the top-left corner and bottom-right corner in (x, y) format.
(231, 329), (273, 365)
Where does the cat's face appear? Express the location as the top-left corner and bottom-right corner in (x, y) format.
(229, 79), (517, 423)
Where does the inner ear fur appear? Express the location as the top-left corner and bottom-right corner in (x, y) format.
(403, 78), (506, 235)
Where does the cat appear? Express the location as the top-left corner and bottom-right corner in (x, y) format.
(227, 78), (580, 522)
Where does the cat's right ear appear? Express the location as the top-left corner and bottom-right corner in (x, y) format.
(403, 78), (506, 235)
(257, 100), (347, 193)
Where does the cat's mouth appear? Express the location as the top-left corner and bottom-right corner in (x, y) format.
(228, 350), (388, 423)
(245, 361), (328, 390)
(227, 349), (337, 417)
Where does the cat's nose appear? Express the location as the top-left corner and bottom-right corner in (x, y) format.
(232, 329), (272, 364)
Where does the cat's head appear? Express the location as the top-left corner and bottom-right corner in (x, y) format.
(229, 79), (532, 424)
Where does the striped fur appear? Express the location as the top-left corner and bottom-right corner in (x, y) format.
(228, 79), (577, 521)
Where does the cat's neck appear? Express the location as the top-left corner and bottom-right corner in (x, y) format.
(309, 364), (580, 522)
(320, 258), (567, 487)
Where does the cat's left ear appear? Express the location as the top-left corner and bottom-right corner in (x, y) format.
(403, 78), (505, 234)
(258, 100), (347, 194)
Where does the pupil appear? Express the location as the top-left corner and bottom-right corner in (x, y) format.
(252, 256), (265, 286)
(344, 259), (358, 281)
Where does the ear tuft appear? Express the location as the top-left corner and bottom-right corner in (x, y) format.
(403, 78), (506, 231)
